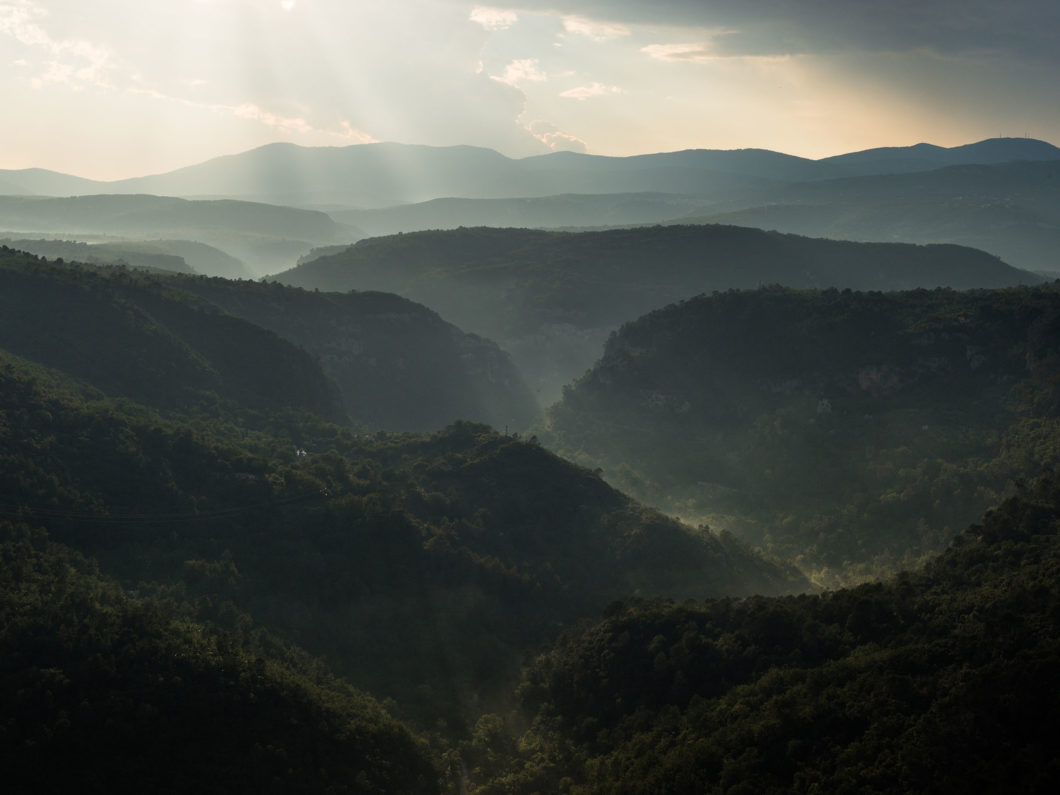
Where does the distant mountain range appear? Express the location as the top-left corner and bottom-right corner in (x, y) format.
(0, 237), (252, 279)
(2, 136), (1057, 275)
(327, 157), (1060, 273)
(0, 194), (355, 274)
(688, 160), (1060, 273)
(2, 138), (1056, 209)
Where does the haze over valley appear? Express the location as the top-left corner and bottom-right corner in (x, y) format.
(3, 2), (1060, 792)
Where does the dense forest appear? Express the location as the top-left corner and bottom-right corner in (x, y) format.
(172, 275), (538, 431)
(0, 195), (352, 274)
(279, 224), (1039, 400)
(543, 284), (1060, 584)
(0, 524), (438, 794)
(1, 237), (254, 279)
(0, 247), (536, 431)
(1, 245), (814, 789)
(3, 238), (1059, 791)
(464, 472), (1060, 793)
(692, 159), (1060, 275)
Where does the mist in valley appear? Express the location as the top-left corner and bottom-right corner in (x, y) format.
(3, 1), (1060, 792)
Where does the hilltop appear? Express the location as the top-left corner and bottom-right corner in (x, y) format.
(4, 137), (1055, 208)
(468, 472), (1060, 792)
(0, 332), (807, 733)
(279, 225), (1040, 401)
(0, 194), (354, 275)
(0, 247), (535, 431)
(541, 284), (1060, 583)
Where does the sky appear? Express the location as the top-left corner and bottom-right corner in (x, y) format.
(1, 0), (1058, 180)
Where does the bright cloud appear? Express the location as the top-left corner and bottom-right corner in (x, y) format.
(494, 57), (547, 85)
(641, 43), (716, 65)
(470, 5), (518, 31)
(1, 0), (1058, 178)
(561, 15), (629, 41)
(560, 81), (621, 100)
(232, 103), (313, 134)
(1, 1), (116, 89)
(526, 119), (587, 152)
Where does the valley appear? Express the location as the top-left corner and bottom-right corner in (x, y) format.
(2, 133), (1059, 792)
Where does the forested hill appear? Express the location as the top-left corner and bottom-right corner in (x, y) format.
(0, 194), (354, 274)
(1, 236), (254, 279)
(0, 246), (346, 423)
(0, 343), (806, 747)
(470, 471), (1060, 793)
(542, 284), (1060, 584)
(0, 247), (536, 431)
(1, 236), (196, 275)
(279, 225), (1040, 401)
(173, 275), (538, 431)
(0, 524), (438, 794)
(0, 194), (342, 240)
(693, 159), (1060, 274)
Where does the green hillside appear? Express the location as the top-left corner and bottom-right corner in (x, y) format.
(0, 247), (537, 431)
(0, 326), (804, 737)
(280, 225), (1039, 401)
(0, 523), (437, 794)
(542, 285), (1060, 584)
(0, 194), (354, 275)
(3, 243), (1060, 792)
(1, 237), (196, 274)
(471, 472), (1060, 793)
(173, 275), (539, 431)
(692, 160), (1060, 273)
(0, 237), (253, 279)
(0, 247), (345, 423)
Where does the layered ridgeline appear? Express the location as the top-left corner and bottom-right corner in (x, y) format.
(466, 473), (1060, 793)
(692, 159), (1060, 275)
(171, 276), (538, 431)
(4, 137), (1055, 207)
(0, 247), (534, 431)
(0, 339), (806, 745)
(0, 194), (355, 275)
(1, 236), (253, 279)
(541, 285), (1060, 584)
(338, 159), (1060, 277)
(0, 524), (438, 794)
(279, 225), (1040, 401)
(0, 247), (346, 423)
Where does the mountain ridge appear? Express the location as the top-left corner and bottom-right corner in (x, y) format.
(279, 224), (1041, 402)
(3, 137), (1055, 208)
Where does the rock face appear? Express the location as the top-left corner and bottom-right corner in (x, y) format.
(175, 277), (540, 431)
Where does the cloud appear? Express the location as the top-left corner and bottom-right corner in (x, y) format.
(526, 119), (587, 152)
(493, 57), (547, 86)
(465, 1), (1060, 60)
(561, 15), (629, 41)
(469, 6), (518, 31)
(0, 2), (49, 48)
(641, 43), (716, 65)
(559, 81), (621, 100)
(231, 103), (313, 135)
(1, 1), (116, 89)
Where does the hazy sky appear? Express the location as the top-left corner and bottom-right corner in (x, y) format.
(2, 0), (1058, 179)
